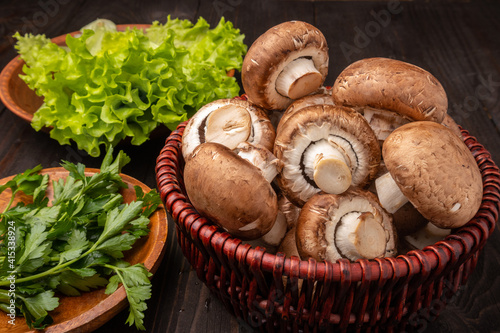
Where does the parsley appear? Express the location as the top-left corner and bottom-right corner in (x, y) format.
(0, 148), (161, 330)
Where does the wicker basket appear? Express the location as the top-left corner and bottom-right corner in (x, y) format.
(155, 121), (500, 332)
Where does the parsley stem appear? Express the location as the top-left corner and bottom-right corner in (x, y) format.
(0, 289), (9, 302)
(2, 192), (16, 214)
(0, 243), (99, 286)
(105, 264), (128, 288)
(0, 303), (9, 313)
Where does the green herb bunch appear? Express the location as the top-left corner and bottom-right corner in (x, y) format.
(0, 148), (161, 330)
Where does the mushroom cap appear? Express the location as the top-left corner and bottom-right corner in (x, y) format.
(274, 104), (381, 207)
(242, 21), (329, 110)
(182, 98), (276, 160)
(332, 57), (448, 123)
(295, 188), (397, 262)
(383, 121), (483, 228)
(184, 142), (278, 240)
(441, 113), (463, 138)
(276, 93), (335, 135)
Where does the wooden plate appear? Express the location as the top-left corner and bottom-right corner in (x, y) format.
(0, 24), (151, 125)
(0, 167), (167, 332)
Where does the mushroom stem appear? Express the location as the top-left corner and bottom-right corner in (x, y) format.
(375, 172), (408, 213)
(304, 140), (352, 194)
(335, 212), (387, 260)
(205, 105), (252, 150)
(276, 58), (323, 100)
(404, 222), (451, 250)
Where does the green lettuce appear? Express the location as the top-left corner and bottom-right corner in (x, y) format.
(13, 17), (247, 157)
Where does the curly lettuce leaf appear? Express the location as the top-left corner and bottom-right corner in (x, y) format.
(13, 17), (246, 157)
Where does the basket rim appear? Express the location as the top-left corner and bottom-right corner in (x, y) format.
(155, 120), (500, 282)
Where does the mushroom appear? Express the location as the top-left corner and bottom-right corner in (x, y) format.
(402, 222), (451, 251)
(331, 57), (448, 142)
(242, 21), (329, 110)
(260, 211), (288, 247)
(278, 227), (300, 259)
(375, 121), (483, 229)
(278, 194), (301, 230)
(276, 93), (335, 135)
(274, 104), (380, 207)
(243, 211), (288, 252)
(441, 113), (463, 138)
(368, 161), (428, 236)
(233, 142), (279, 182)
(182, 99), (275, 160)
(392, 202), (429, 236)
(184, 142), (278, 240)
(295, 189), (397, 262)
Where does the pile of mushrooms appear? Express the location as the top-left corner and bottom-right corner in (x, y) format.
(180, 20), (483, 262)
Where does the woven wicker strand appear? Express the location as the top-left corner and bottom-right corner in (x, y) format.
(155, 122), (500, 332)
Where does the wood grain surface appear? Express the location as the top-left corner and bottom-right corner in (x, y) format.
(0, 1), (499, 332)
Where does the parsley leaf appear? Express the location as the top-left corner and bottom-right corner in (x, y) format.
(19, 291), (59, 329)
(105, 262), (152, 330)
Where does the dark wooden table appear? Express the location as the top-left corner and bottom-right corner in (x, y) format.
(1, 0), (499, 332)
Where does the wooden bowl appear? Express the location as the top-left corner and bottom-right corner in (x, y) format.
(0, 167), (167, 332)
(0, 24), (151, 125)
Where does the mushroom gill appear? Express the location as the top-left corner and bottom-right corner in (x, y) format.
(295, 189), (397, 262)
(274, 104), (380, 207)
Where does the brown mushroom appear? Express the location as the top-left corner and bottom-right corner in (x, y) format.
(331, 57), (448, 141)
(441, 113), (463, 138)
(375, 121), (483, 229)
(276, 93), (335, 135)
(184, 142), (278, 240)
(295, 189), (397, 262)
(274, 104), (380, 206)
(182, 99), (275, 160)
(242, 21), (329, 110)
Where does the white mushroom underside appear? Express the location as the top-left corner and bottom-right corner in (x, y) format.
(182, 101), (269, 159)
(261, 211), (288, 246)
(280, 122), (370, 202)
(357, 107), (411, 141)
(205, 105), (252, 149)
(235, 142), (279, 182)
(323, 197), (388, 262)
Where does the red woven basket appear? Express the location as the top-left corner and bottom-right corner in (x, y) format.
(155, 121), (500, 332)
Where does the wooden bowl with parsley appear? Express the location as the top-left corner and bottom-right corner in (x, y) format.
(0, 149), (167, 332)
